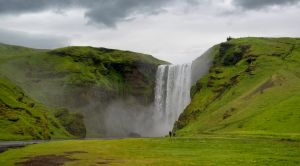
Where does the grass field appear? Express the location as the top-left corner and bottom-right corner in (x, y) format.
(0, 136), (299, 166)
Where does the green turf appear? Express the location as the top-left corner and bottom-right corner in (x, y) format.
(0, 136), (299, 166)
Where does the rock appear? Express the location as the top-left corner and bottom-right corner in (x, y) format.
(28, 102), (35, 108)
(128, 132), (141, 138)
(7, 115), (19, 122)
(54, 109), (86, 138)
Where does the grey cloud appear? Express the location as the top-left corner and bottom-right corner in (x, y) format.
(4, 0), (297, 27)
(84, 0), (171, 27)
(0, 28), (69, 49)
(0, 0), (174, 27)
(233, 0), (300, 9)
(0, 0), (74, 14)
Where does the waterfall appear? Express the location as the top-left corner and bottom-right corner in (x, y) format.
(153, 64), (192, 136)
(104, 63), (192, 137)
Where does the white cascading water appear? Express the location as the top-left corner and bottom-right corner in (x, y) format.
(153, 64), (192, 136)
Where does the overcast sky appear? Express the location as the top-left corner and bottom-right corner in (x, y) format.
(0, 0), (299, 64)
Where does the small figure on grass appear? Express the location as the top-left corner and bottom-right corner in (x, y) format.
(168, 131), (176, 139)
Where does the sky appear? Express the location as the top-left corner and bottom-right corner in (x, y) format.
(0, 0), (299, 64)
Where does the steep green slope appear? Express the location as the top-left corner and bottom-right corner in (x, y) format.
(48, 46), (166, 103)
(0, 74), (85, 140)
(175, 37), (300, 138)
(0, 43), (167, 137)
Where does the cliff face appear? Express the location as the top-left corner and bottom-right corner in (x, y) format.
(175, 37), (300, 138)
(0, 44), (167, 137)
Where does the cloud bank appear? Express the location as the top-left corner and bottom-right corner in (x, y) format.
(233, 0), (300, 9)
(0, 0), (299, 27)
(0, 0), (177, 27)
(0, 28), (69, 49)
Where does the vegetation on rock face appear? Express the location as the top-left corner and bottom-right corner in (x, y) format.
(0, 74), (75, 140)
(49, 46), (167, 104)
(175, 37), (300, 138)
(0, 43), (167, 138)
(54, 109), (86, 138)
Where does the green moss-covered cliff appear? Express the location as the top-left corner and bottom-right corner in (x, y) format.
(0, 74), (85, 140)
(0, 43), (167, 138)
(175, 37), (300, 139)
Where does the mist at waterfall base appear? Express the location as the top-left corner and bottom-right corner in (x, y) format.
(104, 51), (212, 137)
(103, 64), (192, 137)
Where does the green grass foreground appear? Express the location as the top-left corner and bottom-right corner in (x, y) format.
(0, 136), (300, 165)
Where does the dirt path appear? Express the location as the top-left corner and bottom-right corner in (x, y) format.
(16, 151), (87, 166)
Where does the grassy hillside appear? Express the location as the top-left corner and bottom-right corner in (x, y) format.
(0, 74), (85, 140)
(0, 44), (166, 105)
(175, 37), (300, 138)
(0, 43), (167, 137)
(48, 46), (166, 103)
